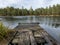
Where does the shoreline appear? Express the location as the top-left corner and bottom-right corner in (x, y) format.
(0, 15), (60, 17)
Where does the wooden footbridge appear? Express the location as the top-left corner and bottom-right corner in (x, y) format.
(8, 23), (59, 45)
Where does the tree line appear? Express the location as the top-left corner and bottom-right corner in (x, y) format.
(0, 4), (60, 16)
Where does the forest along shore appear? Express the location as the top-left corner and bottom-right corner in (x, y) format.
(0, 4), (60, 16)
(8, 23), (59, 45)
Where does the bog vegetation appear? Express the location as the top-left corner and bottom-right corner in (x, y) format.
(0, 4), (60, 16)
(0, 22), (15, 42)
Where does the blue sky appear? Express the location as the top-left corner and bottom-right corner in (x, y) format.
(0, 0), (60, 9)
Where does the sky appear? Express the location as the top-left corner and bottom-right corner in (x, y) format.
(0, 0), (60, 9)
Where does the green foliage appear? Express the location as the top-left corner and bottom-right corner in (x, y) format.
(0, 4), (60, 16)
(0, 22), (7, 40)
(0, 22), (9, 41)
(29, 7), (34, 15)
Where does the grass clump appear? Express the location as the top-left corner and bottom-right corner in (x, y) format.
(0, 22), (15, 41)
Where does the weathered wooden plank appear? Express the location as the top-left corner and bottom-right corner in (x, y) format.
(29, 31), (37, 45)
(18, 31), (30, 45)
(8, 23), (59, 45)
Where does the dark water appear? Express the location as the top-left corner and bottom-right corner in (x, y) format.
(0, 16), (60, 43)
(0, 16), (60, 29)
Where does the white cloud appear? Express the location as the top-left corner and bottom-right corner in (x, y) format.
(21, 0), (45, 9)
(0, 0), (22, 8)
(0, 0), (60, 9)
(50, 0), (60, 6)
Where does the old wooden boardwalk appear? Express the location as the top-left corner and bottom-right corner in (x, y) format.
(8, 23), (59, 45)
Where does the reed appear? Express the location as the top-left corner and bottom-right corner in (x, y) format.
(0, 22), (15, 41)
